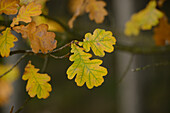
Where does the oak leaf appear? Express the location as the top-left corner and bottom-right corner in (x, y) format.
(13, 22), (57, 53)
(67, 43), (107, 89)
(85, 0), (108, 23)
(0, 0), (19, 15)
(10, 2), (42, 27)
(153, 16), (170, 46)
(22, 61), (52, 99)
(0, 28), (18, 57)
(79, 29), (116, 57)
(125, 1), (164, 36)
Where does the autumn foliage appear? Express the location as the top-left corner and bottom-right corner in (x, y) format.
(0, 0), (169, 111)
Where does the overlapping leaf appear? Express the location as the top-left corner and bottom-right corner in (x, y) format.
(0, 28), (18, 57)
(22, 61), (52, 99)
(11, 2), (42, 27)
(0, 0), (19, 15)
(85, 0), (108, 23)
(13, 22), (57, 53)
(67, 43), (107, 89)
(125, 1), (164, 36)
(79, 29), (116, 57)
(153, 16), (170, 46)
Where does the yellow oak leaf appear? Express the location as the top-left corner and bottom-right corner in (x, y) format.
(0, 28), (18, 57)
(33, 16), (64, 32)
(125, 1), (164, 36)
(85, 0), (108, 23)
(13, 22), (57, 53)
(80, 29), (116, 57)
(67, 43), (107, 89)
(10, 1), (42, 27)
(0, 0), (19, 15)
(22, 61), (52, 99)
(20, 0), (48, 14)
(153, 16), (170, 46)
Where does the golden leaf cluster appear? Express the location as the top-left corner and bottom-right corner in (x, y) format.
(125, 1), (163, 36)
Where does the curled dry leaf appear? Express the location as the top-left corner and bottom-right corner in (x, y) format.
(13, 22), (57, 53)
(153, 16), (170, 46)
(22, 61), (52, 99)
(0, 0), (19, 15)
(10, 1), (42, 27)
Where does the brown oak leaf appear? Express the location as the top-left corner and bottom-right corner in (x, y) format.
(13, 22), (57, 53)
(153, 16), (170, 46)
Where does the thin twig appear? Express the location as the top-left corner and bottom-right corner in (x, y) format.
(0, 53), (27, 78)
(10, 106), (14, 113)
(41, 55), (49, 72)
(15, 97), (31, 113)
(50, 41), (73, 53)
(132, 61), (170, 72)
(50, 53), (70, 59)
(117, 55), (134, 85)
(0, 42), (73, 58)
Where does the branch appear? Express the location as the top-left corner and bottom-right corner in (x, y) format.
(117, 55), (135, 85)
(0, 41), (72, 58)
(15, 97), (31, 113)
(115, 44), (170, 55)
(49, 53), (70, 59)
(132, 61), (170, 72)
(0, 53), (27, 78)
(41, 55), (49, 72)
(10, 106), (14, 113)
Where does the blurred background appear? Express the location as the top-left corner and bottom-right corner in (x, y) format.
(0, 0), (170, 113)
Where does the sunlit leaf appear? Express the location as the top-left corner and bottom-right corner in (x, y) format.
(22, 61), (52, 99)
(0, 28), (18, 57)
(10, 1), (42, 27)
(153, 16), (170, 46)
(80, 29), (116, 57)
(0, 0), (19, 15)
(67, 43), (107, 89)
(125, 1), (164, 36)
